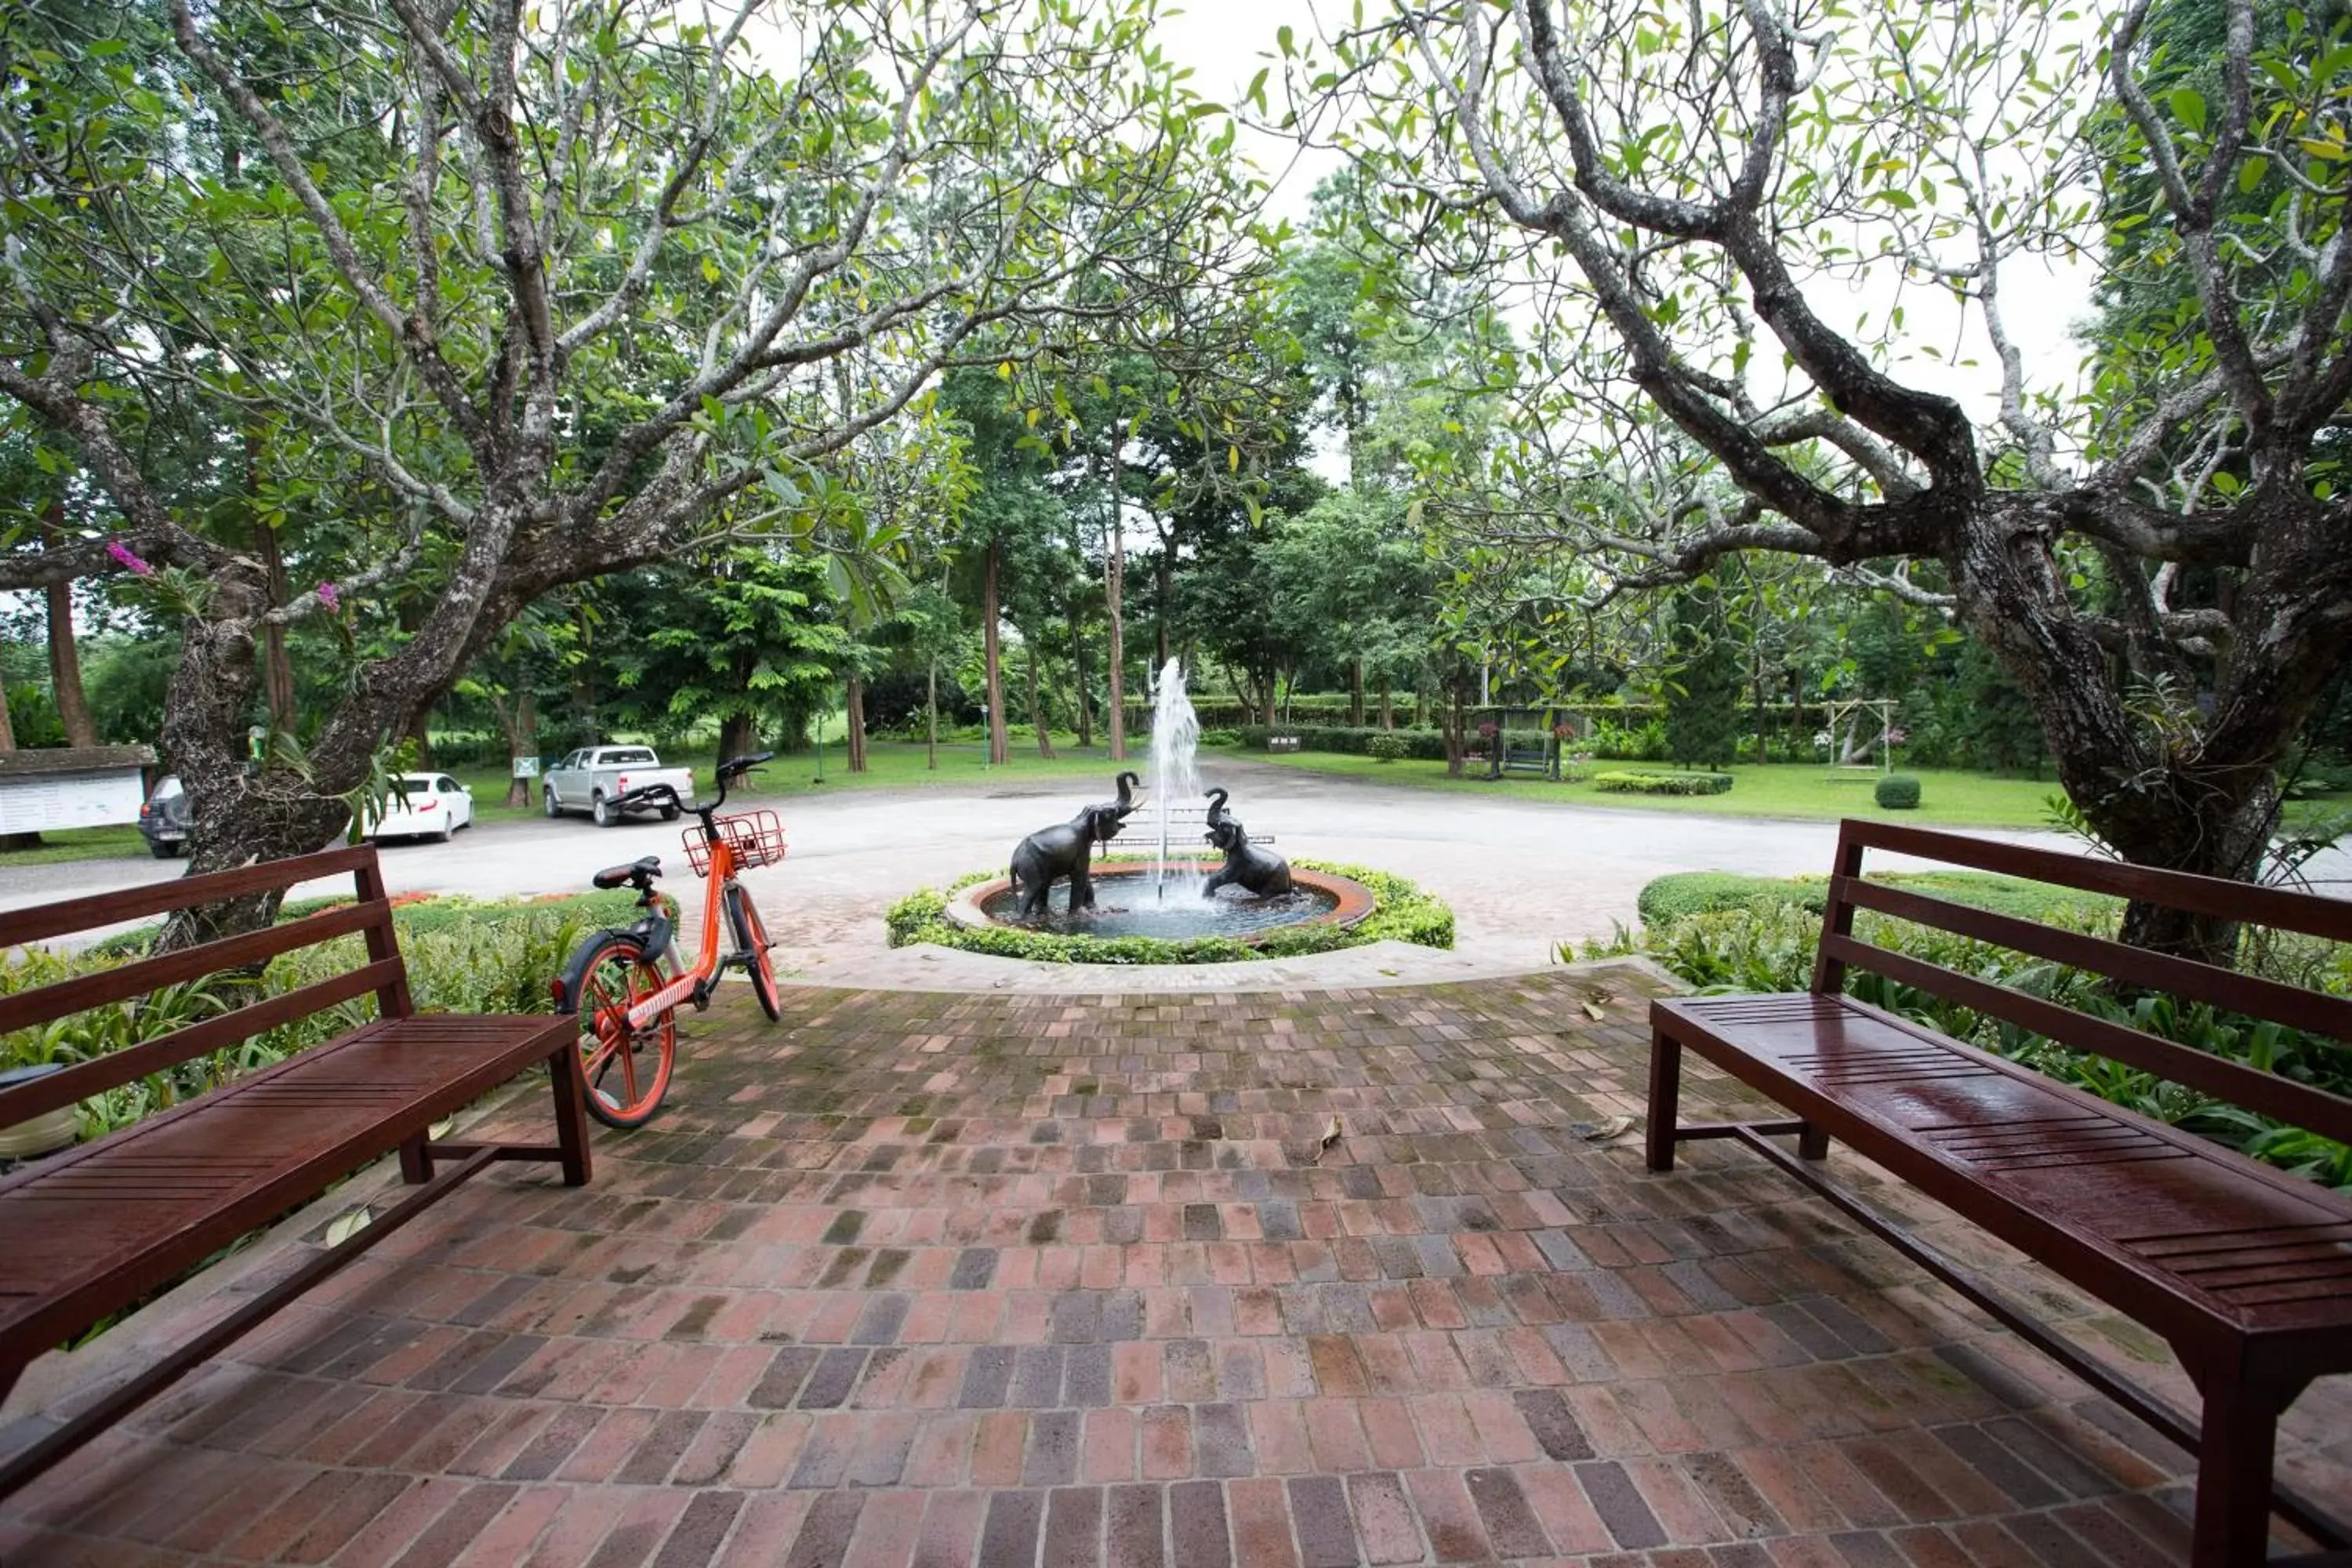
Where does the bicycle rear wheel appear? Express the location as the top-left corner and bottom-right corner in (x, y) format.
(724, 882), (782, 1022)
(560, 931), (677, 1127)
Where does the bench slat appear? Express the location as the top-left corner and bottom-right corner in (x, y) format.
(0, 898), (392, 1039)
(1835, 819), (2352, 943)
(1836, 876), (2352, 1045)
(0, 959), (402, 1129)
(0, 1013), (572, 1358)
(1821, 932), (2352, 1147)
(0, 843), (383, 950)
(1657, 992), (2352, 1340)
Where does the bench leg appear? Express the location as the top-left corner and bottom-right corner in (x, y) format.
(1645, 1030), (1681, 1173)
(547, 1045), (593, 1187)
(399, 1134), (432, 1184)
(1797, 1123), (1830, 1161)
(2191, 1373), (2286, 1568)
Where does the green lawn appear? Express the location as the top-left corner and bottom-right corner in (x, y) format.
(0, 824), (153, 868)
(447, 736), (1150, 822)
(1229, 748), (2352, 833)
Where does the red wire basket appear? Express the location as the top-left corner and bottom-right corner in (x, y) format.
(684, 809), (786, 875)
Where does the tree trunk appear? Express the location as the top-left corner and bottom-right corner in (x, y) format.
(45, 579), (96, 748)
(926, 660), (938, 771)
(1444, 663), (1467, 778)
(1155, 543), (1174, 670)
(1379, 679), (1393, 729)
(1026, 641), (1054, 758)
(982, 539), (1009, 765)
(1072, 622), (1093, 749)
(503, 687), (536, 808)
(1103, 424), (1127, 762)
(718, 710), (759, 767)
(164, 560), (350, 949)
(246, 430), (297, 736)
(844, 671), (868, 773)
(38, 503), (98, 749)
(1751, 652), (1769, 765)
(1349, 658), (1364, 728)
(0, 658), (30, 851)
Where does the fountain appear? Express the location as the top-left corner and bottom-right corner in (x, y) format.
(948, 660), (1377, 945)
(1149, 657), (1204, 902)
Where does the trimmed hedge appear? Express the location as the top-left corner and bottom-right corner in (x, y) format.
(884, 858), (1454, 964)
(1636, 872), (1828, 927)
(1592, 770), (1735, 797)
(1237, 724), (1452, 760)
(1875, 774), (1922, 809)
(1365, 732), (1412, 763)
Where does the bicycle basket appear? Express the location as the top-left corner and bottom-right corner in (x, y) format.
(684, 809), (787, 875)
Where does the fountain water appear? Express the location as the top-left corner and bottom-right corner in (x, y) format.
(1149, 658), (1206, 902)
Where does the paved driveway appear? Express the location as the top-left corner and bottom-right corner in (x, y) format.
(5, 760), (2343, 971)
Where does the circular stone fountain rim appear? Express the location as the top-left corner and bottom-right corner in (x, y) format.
(945, 862), (1377, 945)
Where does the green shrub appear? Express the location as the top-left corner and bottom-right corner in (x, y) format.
(1364, 731), (1412, 763)
(1875, 774), (1923, 810)
(5, 895), (621, 1143)
(1238, 724), (1451, 760)
(1636, 873), (1827, 927)
(1198, 728), (1243, 747)
(884, 858), (1453, 964)
(1592, 770), (1734, 797)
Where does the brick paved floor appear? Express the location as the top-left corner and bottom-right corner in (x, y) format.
(3, 965), (2346, 1566)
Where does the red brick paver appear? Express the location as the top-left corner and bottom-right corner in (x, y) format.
(4, 967), (2347, 1564)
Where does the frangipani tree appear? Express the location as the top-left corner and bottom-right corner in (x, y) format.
(0, 0), (1246, 935)
(1294, 0), (2352, 957)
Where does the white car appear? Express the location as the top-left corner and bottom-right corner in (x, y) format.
(368, 772), (474, 843)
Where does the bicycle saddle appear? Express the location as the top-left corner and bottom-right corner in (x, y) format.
(592, 855), (662, 890)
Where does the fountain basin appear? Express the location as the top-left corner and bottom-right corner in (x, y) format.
(946, 862), (1377, 944)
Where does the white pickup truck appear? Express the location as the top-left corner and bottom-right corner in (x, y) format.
(540, 746), (697, 828)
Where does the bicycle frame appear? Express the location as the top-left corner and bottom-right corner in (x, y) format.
(622, 827), (741, 1029)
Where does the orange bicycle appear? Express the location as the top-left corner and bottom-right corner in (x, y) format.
(554, 751), (784, 1127)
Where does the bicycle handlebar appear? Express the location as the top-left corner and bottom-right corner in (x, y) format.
(613, 781), (684, 812)
(614, 750), (770, 818)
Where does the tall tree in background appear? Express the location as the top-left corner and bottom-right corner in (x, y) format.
(1310, 0), (2352, 958)
(0, 0), (1243, 940)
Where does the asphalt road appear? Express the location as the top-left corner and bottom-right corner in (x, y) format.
(13, 758), (2342, 968)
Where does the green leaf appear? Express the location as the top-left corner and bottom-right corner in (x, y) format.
(2238, 154), (2268, 193)
(1277, 23), (1294, 56)
(325, 1207), (373, 1247)
(2169, 86), (2206, 134)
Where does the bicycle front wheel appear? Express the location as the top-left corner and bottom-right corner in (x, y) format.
(724, 882), (782, 1022)
(560, 931), (677, 1127)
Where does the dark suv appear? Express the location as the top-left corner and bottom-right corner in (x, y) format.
(138, 774), (192, 858)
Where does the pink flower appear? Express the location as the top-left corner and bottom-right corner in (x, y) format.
(107, 539), (154, 576)
(317, 580), (339, 611)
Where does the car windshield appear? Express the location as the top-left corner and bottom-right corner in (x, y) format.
(602, 749), (656, 764)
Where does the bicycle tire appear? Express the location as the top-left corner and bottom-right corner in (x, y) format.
(559, 930), (677, 1127)
(724, 882), (782, 1022)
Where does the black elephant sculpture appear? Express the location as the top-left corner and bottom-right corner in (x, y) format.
(1007, 775), (1145, 919)
(1202, 787), (1292, 898)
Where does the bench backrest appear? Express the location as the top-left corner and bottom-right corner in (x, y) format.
(0, 844), (412, 1131)
(1809, 818), (2352, 1148)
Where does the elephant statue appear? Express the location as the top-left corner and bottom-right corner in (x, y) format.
(1202, 787), (1292, 898)
(1007, 775), (1145, 919)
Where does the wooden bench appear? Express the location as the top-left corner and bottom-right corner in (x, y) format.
(1646, 818), (2352, 1568)
(0, 844), (590, 1499)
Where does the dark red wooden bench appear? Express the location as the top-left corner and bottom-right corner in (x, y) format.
(1646, 818), (2352, 1568)
(0, 844), (590, 1498)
